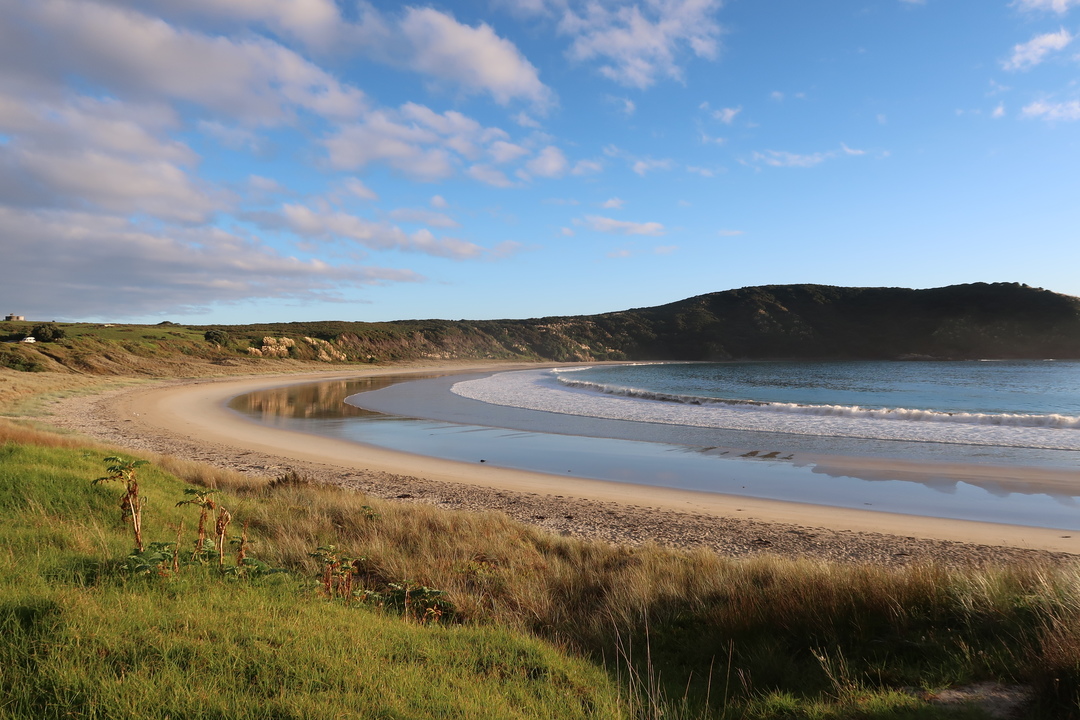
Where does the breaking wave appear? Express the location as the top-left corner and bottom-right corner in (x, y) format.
(451, 368), (1080, 451)
(554, 376), (1080, 430)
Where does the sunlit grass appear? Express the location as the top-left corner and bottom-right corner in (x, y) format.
(4, 422), (1080, 717)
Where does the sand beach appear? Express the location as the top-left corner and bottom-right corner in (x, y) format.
(49, 363), (1080, 567)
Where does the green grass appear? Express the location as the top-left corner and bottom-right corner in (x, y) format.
(0, 441), (623, 720)
(4, 427), (1080, 718)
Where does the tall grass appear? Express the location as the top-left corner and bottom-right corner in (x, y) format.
(5, 422), (1080, 717)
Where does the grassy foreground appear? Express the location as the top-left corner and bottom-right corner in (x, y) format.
(4, 416), (1080, 718)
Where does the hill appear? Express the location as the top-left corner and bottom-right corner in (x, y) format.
(3, 282), (1079, 375)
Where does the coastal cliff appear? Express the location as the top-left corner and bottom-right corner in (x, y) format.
(3, 282), (1079, 374)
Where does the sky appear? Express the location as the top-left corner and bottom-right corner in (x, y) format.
(1, 0), (1078, 324)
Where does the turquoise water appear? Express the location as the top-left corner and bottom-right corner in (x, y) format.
(561, 361), (1080, 417)
(229, 362), (1080, 529)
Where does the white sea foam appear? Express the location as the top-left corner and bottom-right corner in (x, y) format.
(451, 369), (1080, 451)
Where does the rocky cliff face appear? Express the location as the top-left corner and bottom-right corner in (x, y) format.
(5, 283), (1078, 375)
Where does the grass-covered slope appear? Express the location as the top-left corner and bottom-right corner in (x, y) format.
(5, 418), (1080, 718)
(0, 437), (622, 720)
(3, 282), (1079, 375)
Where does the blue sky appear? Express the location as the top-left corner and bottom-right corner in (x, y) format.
(1, 0), (1078, 324)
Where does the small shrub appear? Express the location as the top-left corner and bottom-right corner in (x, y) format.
(204, 329), (231, 346)
(30, 323), (64, 342)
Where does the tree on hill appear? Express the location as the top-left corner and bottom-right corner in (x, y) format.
(31, 323), (65, 342)
(204, 329), (232, 346)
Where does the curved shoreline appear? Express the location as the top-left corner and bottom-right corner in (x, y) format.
(47, 363), (1080, 561)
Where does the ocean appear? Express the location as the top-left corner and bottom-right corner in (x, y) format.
(451, 361), (1080, 452)
(230, 360), (1080, 529)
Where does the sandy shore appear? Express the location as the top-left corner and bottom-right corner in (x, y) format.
(48, 363), (1080, 567)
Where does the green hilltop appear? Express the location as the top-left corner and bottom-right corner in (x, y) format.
(4, 282), (1079, 374)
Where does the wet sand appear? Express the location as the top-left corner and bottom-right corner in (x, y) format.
(48, 363), (1080, 565)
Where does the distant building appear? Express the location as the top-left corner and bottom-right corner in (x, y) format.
(5, 314), (25, 321)
(20, 337), (36, 343)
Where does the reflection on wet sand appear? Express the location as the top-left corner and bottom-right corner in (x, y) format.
(228, 376), (1080, 528)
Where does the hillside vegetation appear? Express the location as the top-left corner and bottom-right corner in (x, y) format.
(3, 283), (1079, 375)
(6, 419), (1080, 718)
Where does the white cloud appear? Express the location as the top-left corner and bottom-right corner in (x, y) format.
(467, 164), (516, 187)
(248, 175), (283, 194)
(560, 227), (575, 236)
(278, 204), (483, 259)
(601, 197), (624, 209)
(583, 215), (666, 236)
(490, 140), (530, 164)
(1012, 0), (1080, 13)
(397, 7), (553, 108)
(430, 195), (449, 209)
(1022, 99), (1080, 120)
(717, 229), (744, 236)
(840, 143), (866, 156)
(343, 178), (379, 201)
(712, 106), (742, 124)
(323, 103), (519, 181)
(1003, 28), (1073, 71)
(751, 150), (830, 168)
(526, 145), (569, 178)
(514, 112), (543, 128)
(607, 249), (633, 258)
(388, 207), (460, 229)
(98, 0), (346, 50)
(198, 121), (263, 151)
(105, 0), (554, 109)
(770, 91), (785, 101)
(0, 92), (226, 223)
(560, 0), (723, 88)
(993, 103), (1006, 118)
(571, 159), (604, 175)
(686, 165), (714, 177)
(0, 0), (367, 124)
(632, 157), (675, 176)
(0, 207), (420, 318)
(654, 245), (677, 254)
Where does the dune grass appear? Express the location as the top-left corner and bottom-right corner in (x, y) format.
(4, 418), (1080, 717)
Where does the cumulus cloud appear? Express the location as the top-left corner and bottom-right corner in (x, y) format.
(751, 150), (829, 168)
(0, 0), (366, 125)
(1022, 99), (1080, 120)
(632, 157), (675, 176)
(94, 0), (553, 109)
(467, 164), (516, 187)
(1003, 28), (1073, 70)
(526, 146), (569, 178)
(343, 178), (379, 201)
(1012, 0), (1080, 13)
(582, 215), (666, 236)
(275, 204), (484, 260)
(571, 159), (604, 175)
(601, 197), (624, 209)
(0, 92), (225, 222)
(398, 8), (553, 108)
(711, 105), (742, 124)
(489, 140), (530, 164)
(0, 207), (420, 319)
(323, 103), (519, 181)
(388, 207), (460, 228)
(560, 0), (724, 88)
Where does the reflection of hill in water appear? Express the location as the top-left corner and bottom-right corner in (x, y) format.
(230, 377), (399, 420)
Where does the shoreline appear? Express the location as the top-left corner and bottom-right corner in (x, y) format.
(45, 362), (1080, 564)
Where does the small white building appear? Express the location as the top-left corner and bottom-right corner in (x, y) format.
(5, 314), (25, 322)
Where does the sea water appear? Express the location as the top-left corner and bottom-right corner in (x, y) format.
(231, 361), (1080, 528)
(450, 361), (1080, 452)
